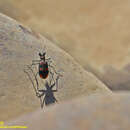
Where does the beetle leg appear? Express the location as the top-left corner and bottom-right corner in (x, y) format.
(48, 65), (63, 77)
(48, 64), (63, 90)
(29, 67), (39, 92)
(24, 69), (38, 94)
(24, 65), (40, 95)
(48, 65), (58, 74)
(24, 67), (41, 98)
(31, 60), (40, 66)
(41, 96), (46, 108)
(24, 66), (45, 108)
(26, 64), (40, 92)
(31, 63), (39, 66)
(40, 98), (44, 108)
(45, 57), (51, 61)
(35, 72), (40, 91)
(39, 92), (46, 108)
(49, 70), (55, 85)
(32, 60), (41, 62)
(55, 74), (60, 90)
(46, 58), (52, 65)
(31, 62), (39, 66)
(51, 74), (60, 91)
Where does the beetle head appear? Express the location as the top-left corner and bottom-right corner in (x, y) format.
(39, 52), (46, 60)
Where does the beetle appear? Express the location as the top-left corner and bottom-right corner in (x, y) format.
(24, 49), (62, 108)
(30, 51), (59, 83)
(38, 52), (49, 79)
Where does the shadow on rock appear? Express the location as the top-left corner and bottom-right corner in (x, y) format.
(37, 81), (58, 108)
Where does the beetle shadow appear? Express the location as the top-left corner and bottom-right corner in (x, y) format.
(24, 66), (62, 109)
(38, 80), (58, 108)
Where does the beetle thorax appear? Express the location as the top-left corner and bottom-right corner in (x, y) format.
(40, 61), (46, 65)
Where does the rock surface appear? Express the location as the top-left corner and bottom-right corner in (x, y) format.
(4, 93), (130, 130)
(0, 13), (110, 121)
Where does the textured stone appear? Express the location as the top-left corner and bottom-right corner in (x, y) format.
(0, 13), (110, 121)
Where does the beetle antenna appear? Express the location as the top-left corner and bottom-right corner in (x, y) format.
(43, 45), (46, 55)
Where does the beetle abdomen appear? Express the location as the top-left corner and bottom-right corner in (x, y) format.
(39, 62), (49, 79)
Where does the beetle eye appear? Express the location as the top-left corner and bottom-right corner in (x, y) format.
(39, 53), (42, 56)
(43, 52), (46, 56)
